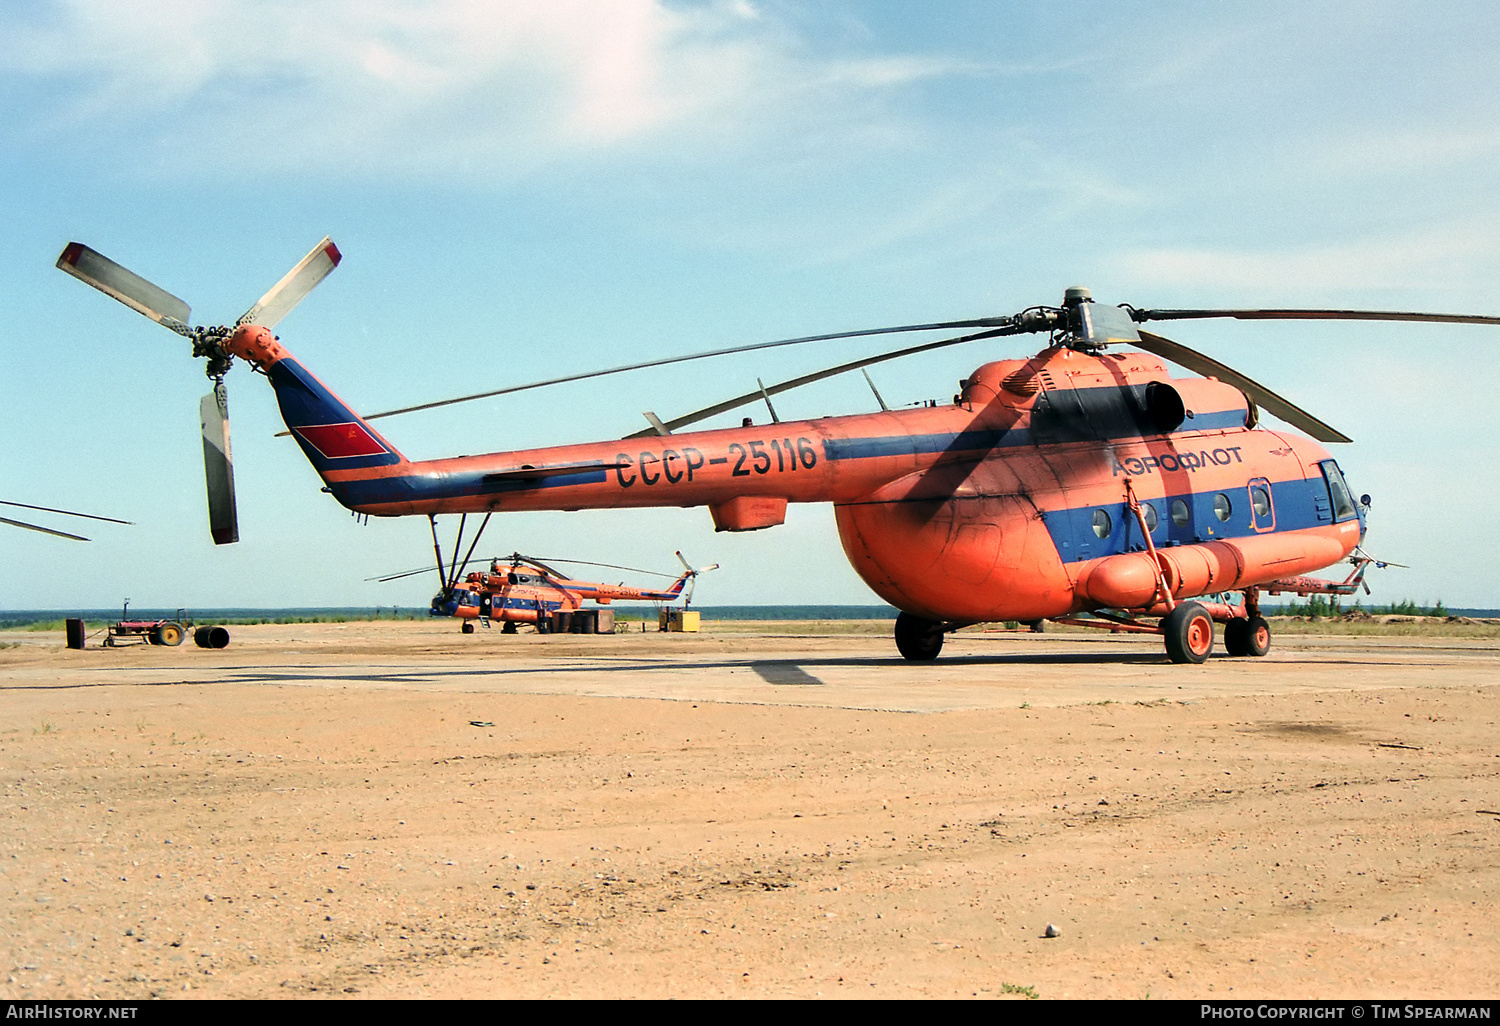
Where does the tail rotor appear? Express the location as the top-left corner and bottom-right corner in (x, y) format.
(674, 550), (720, 606)
(57, 237), (341, 543)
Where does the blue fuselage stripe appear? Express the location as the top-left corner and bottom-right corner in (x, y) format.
(1042, 478), (1345, 564)
(333, 467), (609, 507)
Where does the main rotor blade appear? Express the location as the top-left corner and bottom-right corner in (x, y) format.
(1134, 329), (1352, 444)
(356, 315), (1014, 424)
(530, 557), (676, 578)
(624, 325), (1019, 438)
(200, 382), (240, 544)
(370, 564), (445, 583)
(0, 500), (131, 525)
(0, 516), (89, 541)
(1132, 307), (1500, 327)
(237, 237), (342, 329)
(56, 242), (193, 336)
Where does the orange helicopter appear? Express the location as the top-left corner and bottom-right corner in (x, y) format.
(57, 238), (1500, 663)
(379, 550), (716, 634)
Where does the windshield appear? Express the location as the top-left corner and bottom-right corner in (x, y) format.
(1320, 461), (1358, 522)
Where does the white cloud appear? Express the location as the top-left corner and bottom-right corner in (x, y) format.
(0, 0), (997, 179)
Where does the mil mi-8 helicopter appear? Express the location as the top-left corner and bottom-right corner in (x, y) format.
(56, 237), (1500, 663)
(394, 550), (717, 634)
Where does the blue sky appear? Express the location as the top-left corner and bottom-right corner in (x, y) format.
(3, 0), (1498, 609)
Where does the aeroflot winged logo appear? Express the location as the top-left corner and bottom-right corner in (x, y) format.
(293, 422), (389, 459)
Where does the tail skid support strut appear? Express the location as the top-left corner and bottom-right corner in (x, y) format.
(428, 511), (495, 595)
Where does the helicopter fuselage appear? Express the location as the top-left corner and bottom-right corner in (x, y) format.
(432, 562), (690, 624)
(229, 325), (1363, 626)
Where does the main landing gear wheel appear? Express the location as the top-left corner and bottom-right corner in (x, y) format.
(461, 621), (475, 634)
(894, 612), (944, 661)
(1223, 615), (1271, 657)
(1162, 602), (1214, 664)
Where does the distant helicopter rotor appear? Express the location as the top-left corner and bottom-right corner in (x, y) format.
(0, 499), (132, 542)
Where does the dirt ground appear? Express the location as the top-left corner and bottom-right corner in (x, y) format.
(1, 619), (1497, 1000)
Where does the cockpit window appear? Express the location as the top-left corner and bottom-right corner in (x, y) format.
(1320, 461), (1358, 522)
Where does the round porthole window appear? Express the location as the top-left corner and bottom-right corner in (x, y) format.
(1142, 503), (1159, 532)
(1171, 499), (1189, 527)
(1251, 486), (1270, 519)
(1213, 493), (1232, 522)
(1092, 509), (1111, 539)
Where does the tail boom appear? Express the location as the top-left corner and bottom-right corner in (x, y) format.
(226, 325), (411, 501)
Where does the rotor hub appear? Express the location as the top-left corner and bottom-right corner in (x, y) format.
(191, 325), (234, 379)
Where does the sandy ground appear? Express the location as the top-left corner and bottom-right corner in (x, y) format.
(1, 618), (1497, 1000)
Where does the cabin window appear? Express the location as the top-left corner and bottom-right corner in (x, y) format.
(1141, 503), (1159, 532)
(1319, 461), (1358, 522)
(1213, 493), (1233, 522)
(1092, 509), (1112, 539)
(1247, 477), (1276, 532)
(1170, 499), (1190, 527)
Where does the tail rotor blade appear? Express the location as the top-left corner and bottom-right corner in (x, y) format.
(55, 242), (193, 336)
(237, 237), (341, 329)
(200, 383), (240, 545)
(1134, 329), (1352, 443)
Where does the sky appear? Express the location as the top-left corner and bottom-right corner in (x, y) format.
(3, 0), (1499, 611)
